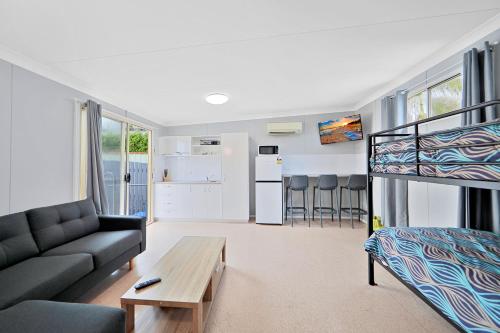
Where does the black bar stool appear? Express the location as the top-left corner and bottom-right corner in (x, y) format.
(312, 175), (339, 227)
(285, 175), (310, 227)
(339, 174), (367, 228)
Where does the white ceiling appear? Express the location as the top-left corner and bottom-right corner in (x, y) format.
(0, 1), (499, 126)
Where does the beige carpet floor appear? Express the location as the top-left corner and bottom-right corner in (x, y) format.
(82, 219), (457, 333)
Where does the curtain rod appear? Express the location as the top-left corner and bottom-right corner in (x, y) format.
(383, 61), (462, 99)
(77, 99), (157, 130)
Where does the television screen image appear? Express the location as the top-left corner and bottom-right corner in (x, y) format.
(318, 114), (363, 144)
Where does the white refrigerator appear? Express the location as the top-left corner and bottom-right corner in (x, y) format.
(255, 155), (283, 224)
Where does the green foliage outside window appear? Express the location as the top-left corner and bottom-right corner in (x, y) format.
(407, 91), (427, 122)
(407, 74), (462, 122)
(129, 131), (149, 153)
(430, 76), (462, 117)
(102, 131), (148, 153)
(102, 132), (121, 152)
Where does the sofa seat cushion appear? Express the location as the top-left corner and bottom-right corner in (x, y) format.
(0, 300), (125, 333)
(42, 230), (142, 268)
(0, 254), (93, 309)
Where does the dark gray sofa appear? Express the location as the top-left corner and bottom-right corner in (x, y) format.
(0, 300), (125, 333)
(0, 198), (146, 332)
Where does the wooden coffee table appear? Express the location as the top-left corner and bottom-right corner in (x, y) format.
(121, 236), (226, 333)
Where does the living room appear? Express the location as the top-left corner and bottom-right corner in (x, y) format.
(0, 2), (499, 333)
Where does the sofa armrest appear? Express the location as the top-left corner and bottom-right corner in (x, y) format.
(98, 215), (146, 252)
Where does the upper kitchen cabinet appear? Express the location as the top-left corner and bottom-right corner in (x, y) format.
(159, 136), (191, 155)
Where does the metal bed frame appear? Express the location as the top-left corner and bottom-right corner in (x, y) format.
(365, 99), (500, 333)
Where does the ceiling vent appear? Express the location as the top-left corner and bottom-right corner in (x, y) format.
(266, 122), (303, 135)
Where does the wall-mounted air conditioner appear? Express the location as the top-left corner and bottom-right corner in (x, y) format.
(266, 122), (303, 135)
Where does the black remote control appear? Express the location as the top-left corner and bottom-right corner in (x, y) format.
(134, 277), (161, 290)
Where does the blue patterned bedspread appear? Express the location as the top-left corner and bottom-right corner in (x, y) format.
(365, 227), (500, 333)
(370, 120), (500, 181)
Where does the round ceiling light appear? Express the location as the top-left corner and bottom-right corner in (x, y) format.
(206, 93), (229, 105)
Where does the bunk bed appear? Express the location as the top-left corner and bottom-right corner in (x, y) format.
(364, 100), (500, 333)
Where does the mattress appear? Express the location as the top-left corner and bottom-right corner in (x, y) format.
(365, 227), (500, 333)
(370, 120), (500, 181)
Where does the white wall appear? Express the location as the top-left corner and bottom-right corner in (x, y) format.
(161, 108), (375, 215)
(10, 65), (78, 212)
(0, 59), (162, 215)
(357, 100), (383, 218)
(0, 60), (11, 215)
(163, 155), (222, 182)
(405, 118), (460, 227)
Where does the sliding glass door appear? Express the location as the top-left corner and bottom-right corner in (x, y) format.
(101, 117), (152, 219)
(102, 117), (127, 215)
(126, 124), (151, 218)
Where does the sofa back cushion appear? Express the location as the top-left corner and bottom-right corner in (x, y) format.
(26, 199), (100, 252)
(0, 213), (39, 270)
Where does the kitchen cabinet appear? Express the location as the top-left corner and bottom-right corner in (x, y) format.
(158, 136), (191, 155)
(221, 133), (249, 220)
(155, 183), (222, 220)
(154, 184), (191, 218)
(155, 132), (249, 222)
(191, 184), (222, 219)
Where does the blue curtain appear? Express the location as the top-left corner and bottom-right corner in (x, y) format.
(86, 100), (109, 214)
(381, 90), (409, 227)
(458, 42), (499, 232)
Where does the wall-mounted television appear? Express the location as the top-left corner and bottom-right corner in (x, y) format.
(318, 114), (363, 144)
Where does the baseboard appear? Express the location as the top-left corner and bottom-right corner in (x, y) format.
(156, 218), (250, 223)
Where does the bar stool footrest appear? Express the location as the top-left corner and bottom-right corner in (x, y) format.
(286, 207), (308, 211)
(340, 208), (367, 215)
(313, 207), (338, 213)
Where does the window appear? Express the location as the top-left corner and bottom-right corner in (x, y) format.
(407, 74), (462, 122)
(407, 90), (427, 122)
(429, 75), (462, 117)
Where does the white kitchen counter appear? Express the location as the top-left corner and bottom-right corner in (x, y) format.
(282, 174), (352, 178)
(156, 180), (221, 184)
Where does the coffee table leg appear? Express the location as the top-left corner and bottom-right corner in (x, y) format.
(192, 301), (203, 333)
(203, 278), (213, 302)
(222, 244), (226, 263)
(128, 258), (134, 270)
(121, 302), (135, 333)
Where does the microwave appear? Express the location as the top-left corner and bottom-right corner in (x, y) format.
(258, 145), (279, 155)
